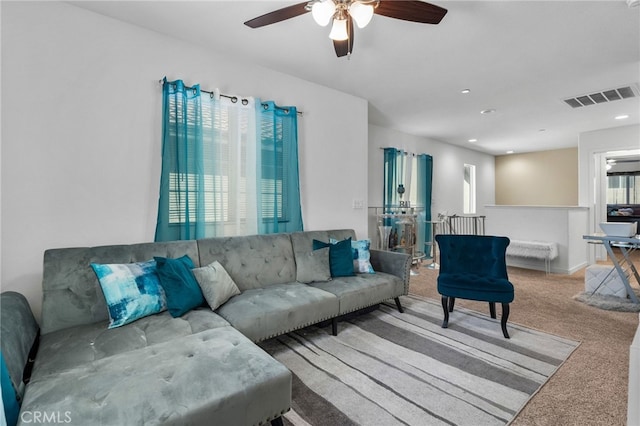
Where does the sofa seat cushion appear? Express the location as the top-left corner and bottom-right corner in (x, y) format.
(437, 273), (514, 303)
(216, 283), (339, 342)
(20, 327), (291, 426)
(32, 308), (229, 379)
(309, 272), (404, 314)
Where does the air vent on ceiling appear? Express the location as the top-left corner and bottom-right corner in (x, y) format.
(563, 84), (638, 108)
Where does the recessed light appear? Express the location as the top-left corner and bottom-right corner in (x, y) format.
(615, 114), (629, 120)
(506, 150), (514, 154)
(468, 138), (477, 143)
(480, 109), (496, 115)
(539, 129), (546, 132)
(461, 89), (471, 94)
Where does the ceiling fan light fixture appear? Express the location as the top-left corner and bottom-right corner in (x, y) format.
(349, 2), (374, 28)
(311, 0), (336, 27)
(329, 17), (349, 40)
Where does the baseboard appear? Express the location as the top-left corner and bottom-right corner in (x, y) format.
(506, 258), (587, 275)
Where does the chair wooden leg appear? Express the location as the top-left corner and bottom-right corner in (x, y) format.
(501, 303), (510, 339)
(394, 297), (404, 313)
(441, 296), (449, 328)
(448, 297), (455, 312)
(489, 302), (496, 319)
(331, 317), (338, 336)
(271, 417), (284, 426)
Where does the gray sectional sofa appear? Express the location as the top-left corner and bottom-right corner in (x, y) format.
(2, 229), (410, 426)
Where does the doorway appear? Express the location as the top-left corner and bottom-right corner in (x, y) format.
(593, 149), (640, 261)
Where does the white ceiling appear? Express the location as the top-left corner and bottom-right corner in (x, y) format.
(70, 0), (640, 155)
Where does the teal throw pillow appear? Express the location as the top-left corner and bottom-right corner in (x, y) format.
(313, 238), (355, 277)
(91, 260), (166, 329)
(331, 238), (375, 274)
(155, 255), (205, 317)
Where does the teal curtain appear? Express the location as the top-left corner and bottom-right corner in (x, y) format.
(155, 79), (205, 241)
(383, 148), (407, 225)
(416, 154), (434, 257)
(155, 79), (303, 241)
(383, 148), (400, 213)
(258, 101), (303, 234)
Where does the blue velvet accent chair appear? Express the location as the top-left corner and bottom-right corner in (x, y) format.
(435, 234), (514, 338)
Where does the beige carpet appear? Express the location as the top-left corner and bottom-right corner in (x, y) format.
(409, 258), (639, 426)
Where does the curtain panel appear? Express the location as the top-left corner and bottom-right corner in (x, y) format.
(382, 148), (433, 256)
(155, 79), (303, 242)
(258, 101), (303, 234)
(417, 154), (433, 251)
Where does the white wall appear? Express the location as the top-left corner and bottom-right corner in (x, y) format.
(578, 124), (640, 260)
(1, 1), (369, 320)
(368, 124), (495, 217)
(367, 124), (495, 249)
(579, 124), (640, 210)
(485, 205), (589, 274)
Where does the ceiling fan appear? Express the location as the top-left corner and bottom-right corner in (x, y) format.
(244, 0), (447, 58)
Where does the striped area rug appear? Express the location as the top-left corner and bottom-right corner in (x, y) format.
(259, 295), (579, 426)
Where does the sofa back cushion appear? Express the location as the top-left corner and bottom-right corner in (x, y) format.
(197, 233), (296, 291)
(42, 241), (199, 335)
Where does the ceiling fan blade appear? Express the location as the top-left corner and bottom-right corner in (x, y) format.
(375, 0), (447, 24)
(244, 2), (310, 28)
(333, 17), (355, 57)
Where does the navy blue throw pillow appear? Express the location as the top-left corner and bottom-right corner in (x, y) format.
(313, 238), (355, 278)
(154, 255), (205, 317)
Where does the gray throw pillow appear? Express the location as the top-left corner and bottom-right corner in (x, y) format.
(192, 261), (241, 311)
(296, 246), (331, 283)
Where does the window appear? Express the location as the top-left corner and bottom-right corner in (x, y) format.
(463, 164), (476, 214)
(260, 117), (288, 222)
(167, 96), (252, 225)
(607, 174), (640, 204)
(156, 79), (302, 242)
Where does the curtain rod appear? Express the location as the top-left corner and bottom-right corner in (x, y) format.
(379, 147), (432, 157)
(159, 79), (303, 116)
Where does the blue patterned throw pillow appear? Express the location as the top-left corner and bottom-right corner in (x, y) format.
(351, 239), (375, 274)
(330, 238), (375, 274)
(91, 260), (166, 328)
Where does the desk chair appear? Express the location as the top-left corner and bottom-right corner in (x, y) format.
(435, 234), (514, 338)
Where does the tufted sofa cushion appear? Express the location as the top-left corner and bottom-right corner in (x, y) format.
(197, 234), (297, 291)
(32, 308), (230, 379)
(20, 326), (292, 426)
(42, 241), (200, 335)
(216, 283), (339, 342)
(310, 272), (404, 315)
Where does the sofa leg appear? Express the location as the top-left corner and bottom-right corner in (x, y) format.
(441, 296), (449, 328)
(271, 416), (284, 426)
(489, 302), (496, 319)
(331, 317), (338, 336)
(448, 297), (455, 312)
(394, 297), (404, 313)
(501, 303), (510, 339)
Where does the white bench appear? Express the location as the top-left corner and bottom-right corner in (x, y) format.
(506, 240), (559, 274)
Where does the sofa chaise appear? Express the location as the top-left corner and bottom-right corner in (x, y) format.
(1, 229), (411, 425)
